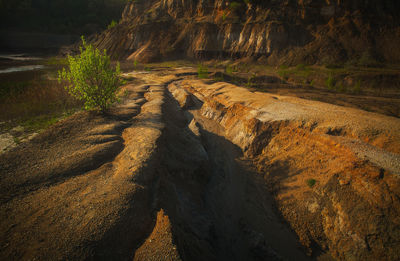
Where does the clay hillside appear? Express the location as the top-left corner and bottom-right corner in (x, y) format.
(94, 0), (400, 65)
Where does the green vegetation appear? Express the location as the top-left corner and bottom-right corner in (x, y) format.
(197, 64), (209, 79)
(13, 137), (21, 145)
(296, 64), (306, 70)
(277, 66), (289, 80)
(0, 68), (80, 124)
(59, 37), (122, 112)
(222, 11), (227, 21)
(0, 81), (31, 100)
(225, 65), (234, 75)
(45, 57), (69, 66)
(286, 64), (312, 78)
(229, 1), (242, 11)
(325, 74), (336, 90)
(246, 73), (256, 88)
(107, 20), (118, 30)
(21, 112), (74, 132)
(306, 179), (316, 188)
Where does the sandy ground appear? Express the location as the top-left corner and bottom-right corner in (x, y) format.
(0, 68), (399, 260)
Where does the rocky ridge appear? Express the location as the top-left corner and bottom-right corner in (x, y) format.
(92, 0), (400, 65)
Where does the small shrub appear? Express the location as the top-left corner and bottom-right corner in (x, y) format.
(198, 64), (209, 79)
(325, 74), (336, 90)
(247, 73), (256, 88)
(225, 65), (233, 75)
(107, 20), (118, 30)
(222, 11), (227, 21)
(13, 136), (21, 144)
(306, 179), (316, 188)
(58, 37), (122, 112)
(278, 69), (288, 80)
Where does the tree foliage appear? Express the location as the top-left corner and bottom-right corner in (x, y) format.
(59, 37), (122, 112)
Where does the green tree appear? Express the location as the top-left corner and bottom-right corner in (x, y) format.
(59, 37), (122, 112)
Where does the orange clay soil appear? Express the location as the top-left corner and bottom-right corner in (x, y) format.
(0, 68), (399, 261)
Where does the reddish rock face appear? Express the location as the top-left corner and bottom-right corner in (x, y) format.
(92, 0), (400, 65)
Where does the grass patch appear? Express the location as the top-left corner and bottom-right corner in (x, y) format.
(325, 74), (336, 90)
(45, 57), (68, 66)
(13, 136), (21, 145)
(229, 1), (242, 11)
(0, 70), (82, 124)
(226, 64), (234, 75)
(306, 179), (316, 188)
(20, 112), (74, 132)
(107, 20), (118, 30)
(197, 64), (209, 79)
(222, 11), (227, 21)
(296, 64), (306, 70)
(277, 64), (313, 81)
(246, 73), (256, 88)
(277, 69), (289, 80)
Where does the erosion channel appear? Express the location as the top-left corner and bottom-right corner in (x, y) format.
(1, 68), (399, 261)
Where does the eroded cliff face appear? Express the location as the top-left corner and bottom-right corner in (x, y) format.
(93, 0), (400, 65)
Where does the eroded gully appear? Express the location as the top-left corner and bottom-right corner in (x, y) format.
(149, 78), (310, 260)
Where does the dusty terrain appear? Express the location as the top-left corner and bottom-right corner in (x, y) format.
(206, 69), (400, 119)
(1, 68), (400, 260)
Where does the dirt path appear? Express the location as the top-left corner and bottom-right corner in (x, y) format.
(1, 68), (399, 260)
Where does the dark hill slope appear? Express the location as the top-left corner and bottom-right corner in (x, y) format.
(92, 0), (400, 65)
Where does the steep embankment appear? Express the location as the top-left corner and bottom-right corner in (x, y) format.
(168, 76), (400, 260)
(1, 68), (399, 260)
(92, 0), (400, 65)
